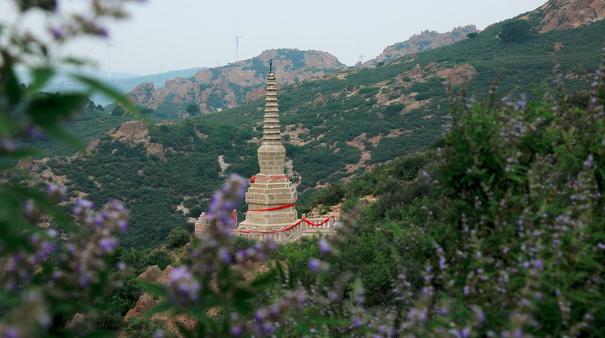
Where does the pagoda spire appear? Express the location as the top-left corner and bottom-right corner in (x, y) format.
(262, 60), (282, 146)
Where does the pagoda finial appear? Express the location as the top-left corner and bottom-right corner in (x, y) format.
(261, 62), (281, 146)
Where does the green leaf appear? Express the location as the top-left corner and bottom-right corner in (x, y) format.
(81, 330), (115, 338)
(233, 288), (255, 314)
(43, 125), (82, 149)
(72, 74), (141, 118)
(144, 301), (172, 318)
(29, 67), (55, 93)
(138, 280), (167, 298)
(250, 268), (277, 288)
(26, 92), (88, 127)
(1, 52), (23, 106)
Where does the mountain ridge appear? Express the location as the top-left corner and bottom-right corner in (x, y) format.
(364, 25), (479, 67)
(127, 49), (344, 116)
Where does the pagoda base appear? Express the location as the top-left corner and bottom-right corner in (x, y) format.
(233, 216), (338, 243)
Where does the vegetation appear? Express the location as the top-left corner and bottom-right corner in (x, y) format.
(3, 1), (605, 336)
(279, 68), (605, 335)
(500, 19), (533, 43)
(50, 119), (258, 248)
(27, 14), (605, 252)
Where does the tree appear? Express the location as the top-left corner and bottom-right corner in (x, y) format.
(166, 227), (190, 249)
(500, 20), (532, 43)
(186, 103), (201, 115)
(111, 104), (125, 116)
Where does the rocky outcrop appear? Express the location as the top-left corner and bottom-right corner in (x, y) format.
(128, 49), (345, 115)
(536, 0), (605, 33)
(365, 26), (479, 66)
(109, 121), (165, 159)
(436, 64), (478, 87)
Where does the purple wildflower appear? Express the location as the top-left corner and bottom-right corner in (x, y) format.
(95, 26), (109, 38)
(2, 327), (20, 338)
(99, 237), (118, 253)
(73, 198), (93, 215)
(206, 175), (248, 227)
(1, 138), (17, 152)
(230, 325), (243, 337)
(49, 26), (64, 40)
(308, 258), (322, 273)
(319, 238), (331, 255)
(26, 126), (45, 140)
(350, 317), (363, 329)
(218, 247), (231, 263)
(472, 305), (485, 322)
(117, 220), (128, 232)
(533, 259), (544, 270)
(255, 308), (268, 321)
(23, 199), (36, 218)
(168, 266), (201, 304)
(583, 154), (594, 169)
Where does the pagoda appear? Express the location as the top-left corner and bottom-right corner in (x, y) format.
(236, 62), (301, 241)
(190, 62), (338, 242)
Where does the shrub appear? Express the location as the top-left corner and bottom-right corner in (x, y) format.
(166, 227), (190, 249)
(145, 248), (172, 269)
(189, 206), (203, 218)
(500, 19), (532, 43)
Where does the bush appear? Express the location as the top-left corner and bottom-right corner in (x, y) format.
(166, 227), (190, 249)
(189, 206), (203, 218)
(186, 103), (200, 114)
(111, 105), (125, 116)
(145, 248), (172, 269)
(500, 19), (532, 43)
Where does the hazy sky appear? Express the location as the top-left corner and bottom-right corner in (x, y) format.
(3, 0), (547, 75)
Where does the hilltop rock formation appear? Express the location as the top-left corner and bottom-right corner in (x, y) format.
(128, 49), (344, 115)
(365, 26), (479, 67)
(536, 0), (605, 33)
(109, 121), (165, 159)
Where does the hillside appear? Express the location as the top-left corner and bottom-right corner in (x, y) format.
(364, 25), (479, 67)
(278, 72), (605, 334)
(32, 2), (605, 249)
(127, 49), (344, 117)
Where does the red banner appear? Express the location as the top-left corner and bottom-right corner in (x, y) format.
(233, 216), (336, 235)
(249, 175), (290, 183)
(248, 203), (296, 212)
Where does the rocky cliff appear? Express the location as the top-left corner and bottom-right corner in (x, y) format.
(128, 49), (344, 116)
(535, 0), (605, 33)
(365, 25), (479, 67)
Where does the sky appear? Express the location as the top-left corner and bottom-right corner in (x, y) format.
(1, 0), (547, 76)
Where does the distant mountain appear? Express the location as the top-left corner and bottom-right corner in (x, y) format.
(364, 25), (480, 67)
(522, 0), (605, 33)
(108, 67), (207, 91)
(127, 49), (345, 116)
(44, 67), (207, 105)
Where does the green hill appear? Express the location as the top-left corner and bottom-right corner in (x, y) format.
(38, 17), (605, 249)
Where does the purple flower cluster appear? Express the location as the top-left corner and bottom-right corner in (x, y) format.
(229, 289), (308, 337)
(206, 174), (248, 228)
(167, 266), (201, 305)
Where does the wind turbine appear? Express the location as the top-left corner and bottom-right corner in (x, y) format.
(358, 54), (366, 65)
(107, 41), (113, 79)
(235, 35), (243, 62)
